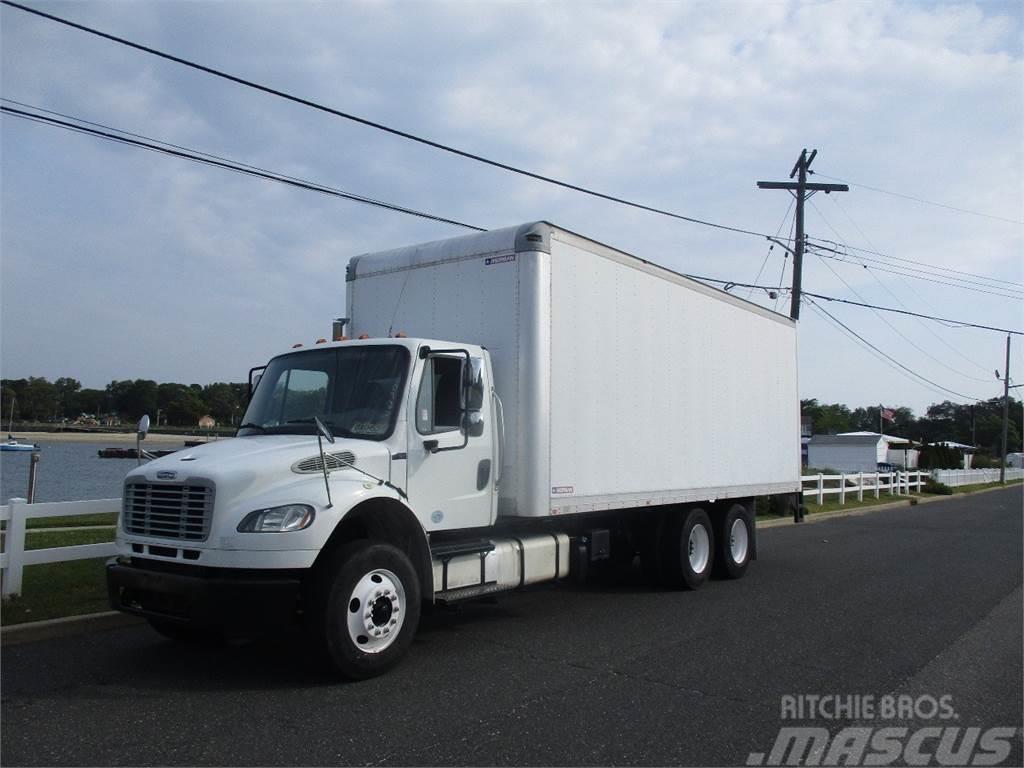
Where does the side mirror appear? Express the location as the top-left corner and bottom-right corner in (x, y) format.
(136, 414), (151, 467)
(463, 357), (485, 412)
(248, 365), (266, 403)
(465, 411), (485, 438)
(314, 416), (335, 444)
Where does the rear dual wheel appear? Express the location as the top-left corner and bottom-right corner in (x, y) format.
(656, 507), (715, 590)
(713, 503), (753, 580)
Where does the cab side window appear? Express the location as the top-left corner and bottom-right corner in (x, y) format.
(416, 357), (462, 434)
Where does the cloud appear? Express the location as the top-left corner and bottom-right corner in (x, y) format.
(1, 0), (1021, 414)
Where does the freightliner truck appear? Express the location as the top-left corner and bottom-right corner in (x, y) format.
(108, 222), (801, 678)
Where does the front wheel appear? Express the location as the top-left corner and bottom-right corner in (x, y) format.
(309, 540), (421, 680)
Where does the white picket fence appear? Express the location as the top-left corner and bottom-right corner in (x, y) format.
(802, 470), (927, 505)
(0, 497), (120, 598)
(932, 468), (1024, 487)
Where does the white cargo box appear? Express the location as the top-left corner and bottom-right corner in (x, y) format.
(347, 222), (801, 518)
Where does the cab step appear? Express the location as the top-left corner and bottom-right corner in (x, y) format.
(435, 581), (507, 604)
(430, 538), (495, 560)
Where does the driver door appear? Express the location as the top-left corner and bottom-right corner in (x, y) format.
(405, 350), (495, 532)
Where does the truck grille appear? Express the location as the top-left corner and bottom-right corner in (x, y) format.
(123, 482), (214, 541)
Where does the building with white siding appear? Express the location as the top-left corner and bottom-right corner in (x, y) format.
(807, 432), (917, 472)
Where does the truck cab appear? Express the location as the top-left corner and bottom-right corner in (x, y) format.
(108, 337), (502, 678)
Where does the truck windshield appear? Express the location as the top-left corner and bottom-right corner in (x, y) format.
(238, 345), (410, 440)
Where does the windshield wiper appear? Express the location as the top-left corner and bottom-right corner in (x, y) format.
(237, 422), (267, 432)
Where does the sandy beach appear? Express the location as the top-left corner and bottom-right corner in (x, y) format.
(13, 431), (230, 445)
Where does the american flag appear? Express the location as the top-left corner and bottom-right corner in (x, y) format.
(881, 408), (896, 423)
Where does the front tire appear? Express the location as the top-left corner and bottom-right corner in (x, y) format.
(310, 540), (421, 680)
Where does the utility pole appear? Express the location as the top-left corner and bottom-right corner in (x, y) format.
(757, 149), (848, 320)
(999, 335), (1011, 484)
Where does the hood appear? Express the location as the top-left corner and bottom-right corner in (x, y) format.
(125, 434), (392, 500)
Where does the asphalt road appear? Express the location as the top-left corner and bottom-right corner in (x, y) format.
(3, 488), (1021, 767)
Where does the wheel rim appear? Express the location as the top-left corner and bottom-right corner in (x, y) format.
(688, 523), (710, 574)
(346, 568), (405, 654)
(729, 517), (749, 565)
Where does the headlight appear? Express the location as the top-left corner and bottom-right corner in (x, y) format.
(237, 504), (315, 533)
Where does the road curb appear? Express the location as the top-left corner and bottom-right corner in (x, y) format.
(757, 482), (1021, 529)
(1, 610), (143, 646)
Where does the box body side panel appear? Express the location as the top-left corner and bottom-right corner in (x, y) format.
(547, 234), (801, 514)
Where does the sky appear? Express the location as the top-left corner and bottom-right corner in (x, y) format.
(1, 0), (1022, 416)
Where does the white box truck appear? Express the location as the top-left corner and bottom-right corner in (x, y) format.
(108, 222), (801, 678)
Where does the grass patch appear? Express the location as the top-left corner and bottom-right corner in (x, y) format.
(948, 478), (1023, 494)
(25, 528), (115, 550)
(25, 512), (118, 530)
(802, 492), (913, 515)
(1, 557), (110, 625)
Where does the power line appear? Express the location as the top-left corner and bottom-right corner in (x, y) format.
(807, 246), (1024, 300)
(809, 170), (1024, 225)
(825, 193), (1000, 377)
(812, 251), (993, 383)
(1, 0), (785, 242)
(772, 212), (796, 314)
(801, 292), (1022, 336)
(808, 200), (995, 383)
(807, 236), (1023, 289)
(6, 99), (1021, 341)
(0, 104), (486, 232)
(684, 274), (1022, 336)
(803, 297), (988, 402)
(747, 197), (794, 301)
(808, 241), (1023, 294)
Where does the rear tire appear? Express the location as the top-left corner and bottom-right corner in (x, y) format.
(713, 504), (753, 579)
(659, 507), (714, 590)
(309, 540), (421, 680)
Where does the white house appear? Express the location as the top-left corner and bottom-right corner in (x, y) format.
(807, 432), (918, 472)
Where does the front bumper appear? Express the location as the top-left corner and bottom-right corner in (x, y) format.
(106, 558), (303, 629)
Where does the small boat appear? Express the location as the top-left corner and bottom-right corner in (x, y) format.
(1, 437), (39, 452)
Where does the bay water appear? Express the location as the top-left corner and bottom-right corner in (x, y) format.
(0, 440), (192, 504)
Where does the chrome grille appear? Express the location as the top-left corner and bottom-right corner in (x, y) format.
(123, 481), (214, 541)
(293, 451), (356, 474)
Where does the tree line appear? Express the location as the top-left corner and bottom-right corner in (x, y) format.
(1, 377), (248, 428)
(801, 397), (1022, 458)
(2, 376), (1020, 451)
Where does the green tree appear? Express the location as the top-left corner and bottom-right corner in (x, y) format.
(20, 377), (58, 421)
(801, 399), (853, 435)
(53, 377), (82, 418)
(107, 379), (158, 421)
(167, 390), (206, 426)
(76, 389), (106, 416)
